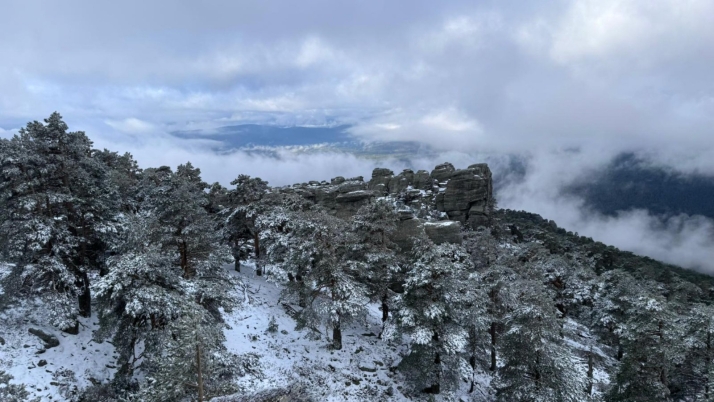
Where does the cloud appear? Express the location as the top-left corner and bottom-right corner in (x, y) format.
(497, 148), (714, 273)
(105, 118), (155, 134)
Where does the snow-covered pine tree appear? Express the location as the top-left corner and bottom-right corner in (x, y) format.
(394, 237), (475, 395)
(0, 371), (40, 402)
(0, 112), (120, 331)
(259, 205), (369, 349)
(95, 164), (238, 397)
(494, 278), (588, 402)
(133, 302), (239, 402)
(225, 174), (269, 274)
(350, 200), (402, 335)
(607, 287), (685, 401)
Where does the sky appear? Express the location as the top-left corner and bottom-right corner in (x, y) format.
(1, 0), (714, 271)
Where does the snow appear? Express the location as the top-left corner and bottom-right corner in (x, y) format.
(424, 221), (460, 228)
(1, 259), (607, 401)
(0, 299), (118, 401)
(222, 261), (413, 401)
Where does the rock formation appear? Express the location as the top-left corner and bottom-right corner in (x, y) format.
(286, 162), (493, 247)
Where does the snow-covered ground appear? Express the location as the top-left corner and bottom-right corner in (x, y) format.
(224, 261), (415, 401)
(2, 260), (577, 401)
(0, 301), (118, 401)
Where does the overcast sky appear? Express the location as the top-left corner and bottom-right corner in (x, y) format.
(2, 0), (714, 271)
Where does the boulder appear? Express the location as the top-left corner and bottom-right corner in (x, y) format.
(337, 181), (367, 193)
(368, 168), (394, 195)
(28, 328), (60, 348)
(331, 176), (346, 185)
(413, 170), (433, 190)
(443, 170), (489, 212)
(393, 218), (425, 251)
(424, 221), (463, 244)
(388, 169), (414, 194)
(334, 190), (374, 219)
(335, 190), (373, 203)
(431, 162), (455, 183)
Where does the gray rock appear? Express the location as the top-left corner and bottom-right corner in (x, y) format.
(0, 336), (4, 345)
(38, 359), (47, 367)
(335, 190), (373, 203)
(368, 168), (394, 195)
(397, 209), (415, 221)
(424, 221), (463, 244)
(388, 169), (414, 194)
(334, 190), (374, 219)
(331, 176), (346, 185)
(393, 218), (425, 251)
(431, 162), (456, 183)
(413, 170), (433, 190)
(435, 192), (445, 212)
(443, 170), (489, 212)
(337, 181), (367, 193)
(28, 328), (60, 348)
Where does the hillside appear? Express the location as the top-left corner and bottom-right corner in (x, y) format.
(2, 114), (714, 401)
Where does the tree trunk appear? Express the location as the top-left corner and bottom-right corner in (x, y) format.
(381, 296), (389, 323)
(196, 335), (204, 402)
(432, 351), (441, 394)
(587, 350), (593, 395)
(234, 259), (240, 272)
(333, 317), (342, 350)
(253, 232), (260, 258)
(707, 330), (711, 400)
(180, 241), (190, 278)
(490, 322), (497, 371)
(255, 259), (262, 276)
(77, 271), (91, 317)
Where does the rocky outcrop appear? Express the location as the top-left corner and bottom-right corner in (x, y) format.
(288, 161), (493, 232)
(388, 170), (414, 194)
(423, 221), (463, 244)
(439, 167), (492, 227)
(368, 168), (394, 196)
(431, 162), (456, 183)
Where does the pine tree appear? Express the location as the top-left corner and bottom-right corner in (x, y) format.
(0, 113), (120, 331)
(494, 278), (588, 402)
(351, 200), (401, 335)
(133, 303), (239, 402)
(0, 371), (40, 402)
(225, 175), (269, 274)
(394, 238), (475, 394)
(608, 291), (684, 401)
(95, 164), (238, 396)
(259, 204), (369, 349)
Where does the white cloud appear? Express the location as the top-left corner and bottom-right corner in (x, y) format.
(350, 107), (485, 151)
(105, 118), (155, 134)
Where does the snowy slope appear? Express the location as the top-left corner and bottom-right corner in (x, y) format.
(223, 261), (415, 401)
(0, 300), (118, 401)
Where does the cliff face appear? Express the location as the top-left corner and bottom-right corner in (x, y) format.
(282, 162), (494, 248)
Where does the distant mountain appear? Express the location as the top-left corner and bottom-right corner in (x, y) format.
(171, 123), (436, 159)
(567, 152), (714, 219)
(172, 124), (354, 148)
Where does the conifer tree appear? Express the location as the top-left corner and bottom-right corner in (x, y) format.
(394, 238), (475, 394)
(225, 175), (269, 273)
(494, 278), (587, 402)
(351, 200), (401, 335)
(0, 113), (120, 330)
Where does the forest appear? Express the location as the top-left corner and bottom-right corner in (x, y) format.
(2, 113), (714, 401)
